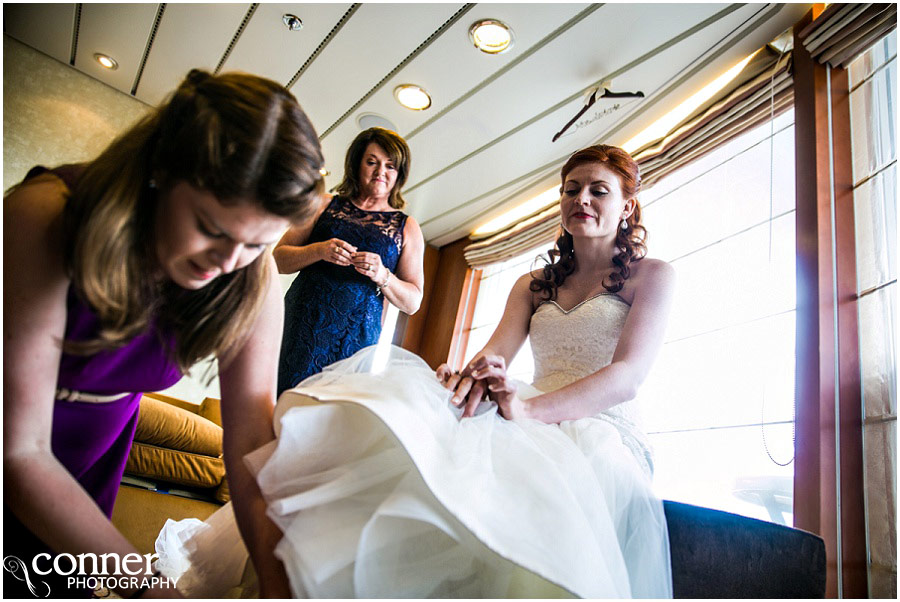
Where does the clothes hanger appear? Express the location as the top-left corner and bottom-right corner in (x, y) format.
(552, 84), (645, 142)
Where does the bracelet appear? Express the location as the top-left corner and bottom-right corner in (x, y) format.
(377, 271), (392, 290)
(128, 570), (161, 598)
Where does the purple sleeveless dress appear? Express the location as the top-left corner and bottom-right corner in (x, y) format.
(4, 165), (182, 597)
(53, 287), (183, 514)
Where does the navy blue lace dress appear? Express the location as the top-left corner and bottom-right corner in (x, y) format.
(278, 195), (408, 394)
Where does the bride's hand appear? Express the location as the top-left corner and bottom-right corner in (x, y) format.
(471, 363), (532, 421)
(456, 354), (507, 418)
(436, 363), (487, 415)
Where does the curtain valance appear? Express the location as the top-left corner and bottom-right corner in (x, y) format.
(798, 3), (897, 69)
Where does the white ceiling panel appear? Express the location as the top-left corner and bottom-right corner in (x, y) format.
(5, 3), (814, 246)
(317, 3), (590, 194)
(290, 3), (464, 134)
(221, 3), (353, 86)
(411, 99), (585, 224)
(3, 3), (75, 64)
(360, 3), (590, 140)
(134, 3), (251, 105)
(74, 3), (159, 96)
(410, 3), (807, 242)
(404, 2), (736, 187)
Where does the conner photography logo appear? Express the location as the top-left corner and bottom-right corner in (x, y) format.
(3, 552), (174, 597)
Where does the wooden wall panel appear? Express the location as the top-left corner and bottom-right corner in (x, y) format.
(401, 237), (472, 370)
(830, 65), (867, 600)
(793, 7), (867, 597)
(395, 243), (440, 349)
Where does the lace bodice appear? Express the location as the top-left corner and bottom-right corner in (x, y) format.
(321, 195), (407, 257)
(529, 293), (654, 474)
(277, 195), (408, 394)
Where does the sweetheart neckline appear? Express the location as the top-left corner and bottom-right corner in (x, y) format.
(537, 292), (629, 315)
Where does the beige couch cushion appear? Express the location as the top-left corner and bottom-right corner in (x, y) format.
(135, 395), (222, 457)
(214, 477), (231, 504)
(198, 397), (223, 427)
(126, 441), (225, 488)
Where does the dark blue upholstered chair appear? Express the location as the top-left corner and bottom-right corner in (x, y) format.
(664, 501), (827, 598)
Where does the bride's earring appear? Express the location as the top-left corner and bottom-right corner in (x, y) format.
(620, 218), (628, 231)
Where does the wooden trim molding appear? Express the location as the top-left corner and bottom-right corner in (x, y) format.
(830, 64), (867, 599)
(403, 237), (473, 370)
(448, 267), (481, 372)
(792, 7), (867, 598)
(396, 243), (440, 349)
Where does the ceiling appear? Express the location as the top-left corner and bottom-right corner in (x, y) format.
(3, 2), (811, 247)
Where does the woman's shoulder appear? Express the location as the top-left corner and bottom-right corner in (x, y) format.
(4, 172), (70, 239)
(402, 213), (421, 233)
(4, 172), (72, 297)
(628, 257), (675, 297)
(632, 256), (673, 275)
(512, 270), (542, 303)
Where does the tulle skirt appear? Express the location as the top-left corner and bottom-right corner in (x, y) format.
(155, 346), (672, 598)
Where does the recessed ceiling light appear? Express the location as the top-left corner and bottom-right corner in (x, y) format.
(393, 84), (431, 111)
(469, 19), (514, 54)
(94, 53), (118, 70)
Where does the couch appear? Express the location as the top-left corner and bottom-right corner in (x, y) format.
(111, 392), (226, 555)
(112, 394), (826, 598)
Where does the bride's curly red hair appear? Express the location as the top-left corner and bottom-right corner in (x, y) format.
(530, 145), (647, 300)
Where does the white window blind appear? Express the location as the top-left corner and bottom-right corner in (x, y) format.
(848, 31), (896, 598)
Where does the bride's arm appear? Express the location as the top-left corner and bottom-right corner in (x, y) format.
(217, 256), (290, 598)
(437, 273), (535, 416)
(486, 259), (675, 423)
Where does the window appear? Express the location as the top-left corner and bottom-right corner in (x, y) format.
(848, 30), (896, 598)
(640, 109), (796, 525)
(461, 243), (553, 382)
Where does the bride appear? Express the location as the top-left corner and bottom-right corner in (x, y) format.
(156, 144), (675, 598)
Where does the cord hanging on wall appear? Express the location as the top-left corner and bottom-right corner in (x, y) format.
(552, 83), (644, 142)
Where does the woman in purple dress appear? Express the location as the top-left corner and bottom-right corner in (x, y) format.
(3, 69), (324, 598)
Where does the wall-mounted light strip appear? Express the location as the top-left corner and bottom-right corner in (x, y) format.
(132, 3), (166, 96)
(622, 51), (757, 153)
(69, 3), (82, 65)
(287, 4), (360, 90)
(320, 3), (475, 139)
(406, 4), (603, 141)
(472, 186), (559, 236)
(215, 3), (258, 74)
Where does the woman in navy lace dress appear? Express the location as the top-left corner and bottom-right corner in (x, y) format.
(275, 128), (425, 394)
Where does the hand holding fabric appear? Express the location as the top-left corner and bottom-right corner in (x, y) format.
(471, 362), (532, 421)
(435, 361), (488, 417)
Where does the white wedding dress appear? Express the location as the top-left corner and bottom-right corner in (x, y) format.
(155, 293), (673, 598)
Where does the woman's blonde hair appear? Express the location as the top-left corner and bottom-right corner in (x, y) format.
(62, 69), (325, 371)
(334, 127), (411, 209)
